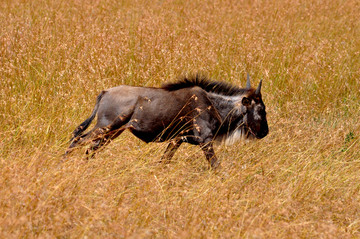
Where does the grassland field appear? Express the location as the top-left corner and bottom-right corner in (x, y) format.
(0, 0), (360, 238)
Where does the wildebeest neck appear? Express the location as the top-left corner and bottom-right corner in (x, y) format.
(207, 93), (242, 120)
(207, 92), (246, 138)
(162, 74), (248, 96)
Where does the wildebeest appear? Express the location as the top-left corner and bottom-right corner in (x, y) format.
(66, 74), (268, 168)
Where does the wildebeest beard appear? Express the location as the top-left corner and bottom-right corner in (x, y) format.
(65, 74), (268, 169)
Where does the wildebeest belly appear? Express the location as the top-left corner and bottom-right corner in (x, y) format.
(128, 90), (197, 143)
(129, 120), (193, 143)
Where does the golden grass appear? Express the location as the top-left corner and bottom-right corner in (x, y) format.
(1, 0), (359, 237)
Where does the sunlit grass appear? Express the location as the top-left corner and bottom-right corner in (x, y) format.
(0, 0), (359, 237)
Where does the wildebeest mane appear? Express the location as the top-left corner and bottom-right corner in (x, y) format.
(162, 74), (247, 96)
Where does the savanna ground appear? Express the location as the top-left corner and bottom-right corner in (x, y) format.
(1, 0), (360, 238)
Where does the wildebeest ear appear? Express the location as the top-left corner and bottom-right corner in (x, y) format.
(242, 97), (251, 106)
(246, 73), (251, 89)
(255, 79), (262, 95)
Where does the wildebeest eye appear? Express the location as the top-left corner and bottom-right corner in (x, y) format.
(242, 97), (251, 106)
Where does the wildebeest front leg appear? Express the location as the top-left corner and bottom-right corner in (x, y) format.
(160, 139), (183, 163)
(200, 142), (220, 169)
(193, 114), (220, 169)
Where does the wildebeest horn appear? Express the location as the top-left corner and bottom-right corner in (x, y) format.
(255, 79), (262, 94)
(246, 73), (251, 88)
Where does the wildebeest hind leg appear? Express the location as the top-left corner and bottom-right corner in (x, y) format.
(160, 139), (182, 163)
(64, 129), (96, 156)
(85, 126), (127, 158)
(84, 113), (133, 158)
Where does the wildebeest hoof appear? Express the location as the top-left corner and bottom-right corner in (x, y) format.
(211, 160), (221, 170)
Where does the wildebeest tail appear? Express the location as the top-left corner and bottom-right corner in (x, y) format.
(70, 91), (107, 141)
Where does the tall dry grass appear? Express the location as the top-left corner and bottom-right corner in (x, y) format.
(0, 0), (359, 237)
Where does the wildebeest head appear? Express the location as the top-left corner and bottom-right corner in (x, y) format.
(240, 75), (268, 139)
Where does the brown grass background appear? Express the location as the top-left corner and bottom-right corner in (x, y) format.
(1, 0), (359, 238)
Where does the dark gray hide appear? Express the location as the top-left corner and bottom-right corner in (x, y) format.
(66, 75), (268, 168)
